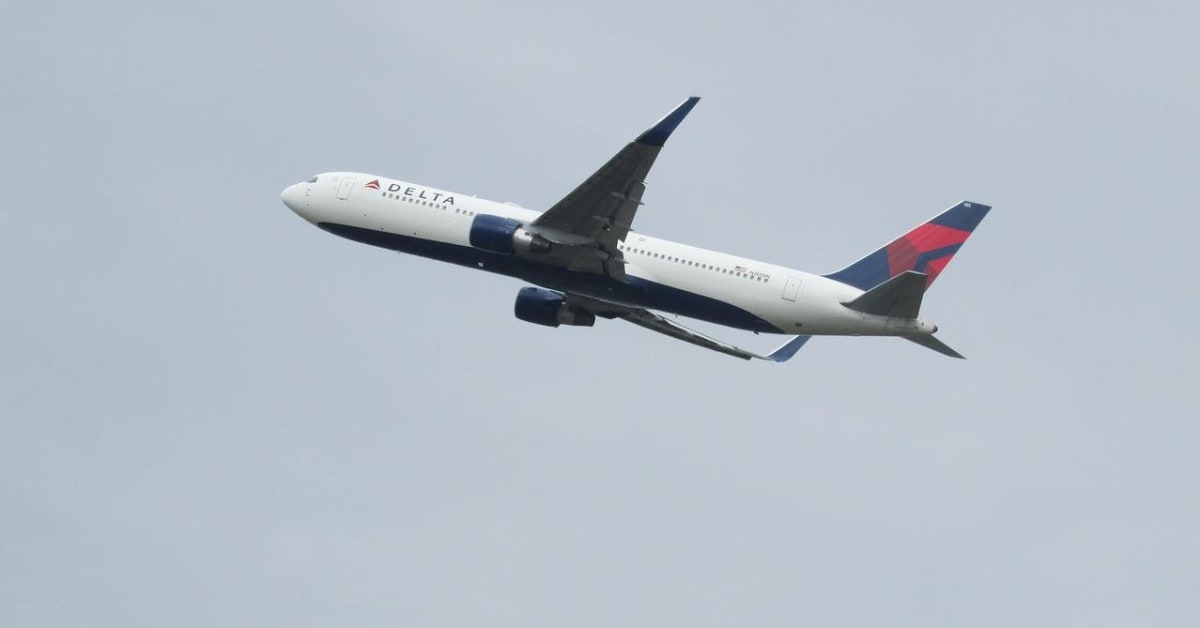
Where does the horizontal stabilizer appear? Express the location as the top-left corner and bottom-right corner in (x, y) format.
(844, 271), (928, 318)
(904, 334), (964, 359)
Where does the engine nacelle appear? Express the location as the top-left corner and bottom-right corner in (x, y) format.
(513, 287), (596, 328)
(469, 214), (553, 256)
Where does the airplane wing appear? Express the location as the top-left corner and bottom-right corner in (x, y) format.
(622, 309), (812, 362)
(564, 292), (811, 362)
(530, 97), (701, 280)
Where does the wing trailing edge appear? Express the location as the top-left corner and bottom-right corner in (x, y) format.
(561, 291), (809, 362)
(622, 309), (812, 362)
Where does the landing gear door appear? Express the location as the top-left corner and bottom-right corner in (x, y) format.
(336, 177), (356, 200)
(782, 276), (803, 302)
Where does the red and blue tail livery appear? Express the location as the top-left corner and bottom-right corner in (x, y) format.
(824, 202), (991, 291)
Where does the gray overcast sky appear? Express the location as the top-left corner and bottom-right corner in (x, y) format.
(3, 1), (1198, 626)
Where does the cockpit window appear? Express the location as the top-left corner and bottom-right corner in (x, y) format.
(306, 176), (319, 183)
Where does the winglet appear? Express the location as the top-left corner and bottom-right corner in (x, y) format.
(761, 335), (812, 363)
(635, 97), (701, 147)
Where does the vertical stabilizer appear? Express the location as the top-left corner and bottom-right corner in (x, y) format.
(825, 201), (991, 290)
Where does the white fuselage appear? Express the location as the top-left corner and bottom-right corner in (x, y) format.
(282, 172), (936, 337)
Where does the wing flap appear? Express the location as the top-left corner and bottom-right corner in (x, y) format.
(621, 309), (760, 360)
(563, 293), (809, 362)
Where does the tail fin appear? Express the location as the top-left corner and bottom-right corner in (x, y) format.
(824, 201), (991, 290)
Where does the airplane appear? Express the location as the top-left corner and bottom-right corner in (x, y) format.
(281, 97), (990, 361)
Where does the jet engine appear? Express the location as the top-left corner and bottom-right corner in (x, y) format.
(514, 287), (595, 327)
(470, 214), (552, 255)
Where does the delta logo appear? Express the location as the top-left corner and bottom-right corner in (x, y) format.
(364, 179), (381, 190)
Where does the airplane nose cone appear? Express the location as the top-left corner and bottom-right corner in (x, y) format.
(281, 184), (301, 212)
(282, 183), (316, 223)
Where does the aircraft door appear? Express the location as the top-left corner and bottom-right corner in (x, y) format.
(336, 177), (356, 200)
(782, 276), (803, 301)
